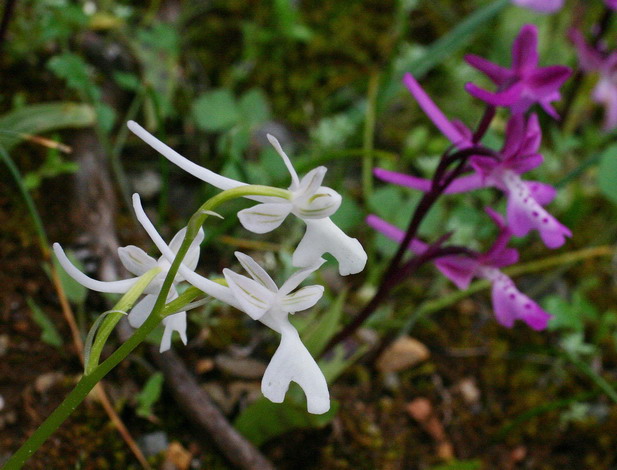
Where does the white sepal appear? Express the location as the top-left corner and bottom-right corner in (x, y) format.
(294, 187), (342, 219)
(223, 268), (275, 320)
(234, 252), (278, 291)
(279, 258), (326, 295)
(237, 202), (292, 234)
(118, 245), (158, 277)
(280, 285), (324, 313)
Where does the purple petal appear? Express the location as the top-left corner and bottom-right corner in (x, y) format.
(605, 0), (617, 10)
(435, 256), (478, 290)
(403, 73), (472, 147)
(373, 169), (485, 194)
(508, 153), (544, 174)
(465, 82), (523, 107)
(490, 271), (551, 330)
(569, 29), (603, 72)
(511, 24), (539, 73)
(512, 0), (564, 13)
(528, 66), (572, 98)
(365, 215), (428, 254)
(464, 54), (511, 85)
(502, 115), (526, 159)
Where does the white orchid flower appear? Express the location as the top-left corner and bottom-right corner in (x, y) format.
(132, 194), (330, 414)
(53, 226), (205, 353)
(223, 252), (330, 415)
(127, 121), (367, 276)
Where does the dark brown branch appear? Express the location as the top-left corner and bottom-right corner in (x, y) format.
(152, 349), (278, 470)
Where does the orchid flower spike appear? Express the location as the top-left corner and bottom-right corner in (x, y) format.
(367, 209), (552, 330)
(511, 0), (564, 13)
(375, 95), (571, 248)
(132, 193), (330, 413)
(53, 227), (205, 352)
(224, 253), (330, 414)
(127, 121), (367, 276)
(465, 24), (571, 118)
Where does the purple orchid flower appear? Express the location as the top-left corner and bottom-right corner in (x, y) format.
(465, 24), (571, 118)
(376, 73), (571, 248)
(366, 209), (552, 330)
(570, 29), (617, 131)
(511, 0), (564, 13)
(606, 0), (617, 10)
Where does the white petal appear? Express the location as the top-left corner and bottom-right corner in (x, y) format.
(128, 121), (243, 191)
(279, 258), (326, 295)
(292, 218), (367, 276)
(234, 252), (277, 291)
(128, 294), (157, 328)
(160, 311), (187, 352)
(223, 269), (275, 320)
(132, 193), (239, 308)
(293, 186), (342, 219)
(237, 202), (292, 234)
(296, 167), (327, 199)
(53, 243), (139, 293)
(281, 285), (324, 313)
(118, 245), (158, 276)
(267, 133), (300, 189)
(261, 321), (330, 414)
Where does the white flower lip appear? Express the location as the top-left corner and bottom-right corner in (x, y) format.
(128, 121), (367, 275)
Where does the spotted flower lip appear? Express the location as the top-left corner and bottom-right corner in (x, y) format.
(127, 121), (366, 276)
(366, 209), (552, 331)
(53, 226), (205, 352)
(464, 24), (571, 118)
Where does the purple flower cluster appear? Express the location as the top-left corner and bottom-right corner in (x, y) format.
(368, 24), (573, 331)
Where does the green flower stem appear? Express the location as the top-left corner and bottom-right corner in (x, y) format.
(85, 267), (162, 375)
(3, 185), (290, 470)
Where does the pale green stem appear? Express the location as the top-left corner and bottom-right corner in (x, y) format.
(85, 267), (162, 375)
(3, 185), (290, 470)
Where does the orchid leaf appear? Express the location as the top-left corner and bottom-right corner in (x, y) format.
(0, 102), (95, 151)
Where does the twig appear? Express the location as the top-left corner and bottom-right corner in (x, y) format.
(152, 349), (278, 470)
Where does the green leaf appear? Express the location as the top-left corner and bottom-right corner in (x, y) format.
(239, 89), (271, 127)
(234, 386), (338, 446)
(0, 102), (95, 151)
(27, 297), (63, 348)
(47, 53), (98, 100)
(301, 291), (346, 356)
(597, 144), (617, 205)
(136, 372), (164, 418)
(429, 460), (482, 470)
(192, 89), (240, 132)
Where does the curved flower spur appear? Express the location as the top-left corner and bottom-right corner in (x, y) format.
(127, 121), (367, 276)
(132, 194), (330, 414)
(53, 227), (205, 352)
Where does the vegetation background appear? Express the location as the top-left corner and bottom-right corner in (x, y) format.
(1, 0), (617, 469)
